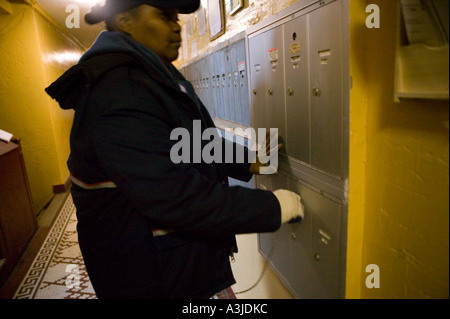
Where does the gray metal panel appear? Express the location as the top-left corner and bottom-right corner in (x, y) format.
(195, 60), (203, 105)
(213, 51), (224, 119)
(249, 33), (269, 130)
(284, 14), (311, 164)
(205, 54), (216, 118)
(309, 0), (344, 177)
(201, 58), (208, 111)
(230, 42), (243, 125)
(255, 174), (273, 266)
(310, 192), (342, 299)
(258, 173), (291, 283)
(286, 178), (315, 298)
(197, 60), (203, 97)
(254, 174), (272, 192)
(192, 61), (199, 96)
(223, 46), (235, 122)
(229, 46), (238, 123)
(198, 58), (209, 114)
(209, 53), (218, 119)
(216, 49), (229, 121)
(264, 26), (287, 155)
(257, 169), (343, 299)
(236, 39), (251, 126)
(288, 176), (342, 299)
(279, 156), (345, 201)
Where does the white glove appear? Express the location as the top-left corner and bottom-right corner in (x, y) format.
(273, 189), (305, 224)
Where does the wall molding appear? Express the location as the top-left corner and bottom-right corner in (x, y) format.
(0, 0), (12, 14)
(22, 0), (86, 50)
(52, 176), (71, 194)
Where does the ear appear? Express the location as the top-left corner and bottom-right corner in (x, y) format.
(114, 11), (134, 35)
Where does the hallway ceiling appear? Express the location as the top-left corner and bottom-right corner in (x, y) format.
(36, 0), (105, 49)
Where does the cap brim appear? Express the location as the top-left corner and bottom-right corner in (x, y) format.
(85, 0), (200, 25)
(176, 0), (200, 14)
(85, 6), (108, 25)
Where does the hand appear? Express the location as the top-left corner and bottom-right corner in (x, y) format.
(273, 189), (305, 224)
(249, 130), (282, 175)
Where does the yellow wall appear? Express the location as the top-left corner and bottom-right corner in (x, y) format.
(0, 0), (82, 213)
(34, 5), (83, 190)
(347, 0), (449, 298)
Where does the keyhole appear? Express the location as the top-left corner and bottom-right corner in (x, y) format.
(292, 32), (297, 41)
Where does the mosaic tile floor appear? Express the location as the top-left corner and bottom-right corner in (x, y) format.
(13, 195), (96, 299)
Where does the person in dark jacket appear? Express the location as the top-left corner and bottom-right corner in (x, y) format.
(45, 0), (304, 299)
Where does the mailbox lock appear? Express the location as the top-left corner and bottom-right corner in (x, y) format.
(253, 89), (257, 95)
(314, 254), (321, 261)
(287, 87), (294, 96)
(268, 88), (273, 95)
(312, 87), (321, 96)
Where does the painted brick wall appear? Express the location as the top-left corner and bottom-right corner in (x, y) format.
(174, 0), (300, 68)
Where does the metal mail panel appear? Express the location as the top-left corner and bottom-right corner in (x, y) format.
(309, 0), (344, 177)
(288, 177), (342, 299)
(264, 26), (287, 155)
(213, 50), (225, 120)
(284, 14), (311, 163)
(249, 33), (269, 130)
(236, 39), (251, 126)
(230, 42), (243, 125)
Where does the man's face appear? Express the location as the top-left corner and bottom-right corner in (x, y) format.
(126, 5), (182, 65)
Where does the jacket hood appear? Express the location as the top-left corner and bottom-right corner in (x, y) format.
(46, 31), (183, 110)
(79, 31), (177, 80)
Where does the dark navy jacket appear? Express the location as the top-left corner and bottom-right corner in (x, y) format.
(46, 31), (281, 299)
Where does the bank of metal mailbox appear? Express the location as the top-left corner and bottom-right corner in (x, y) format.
(257, 172), (343, 299)
(249, 0), (345, 179)
(181, 39), (250, 127)
(250, 0), (349, 299)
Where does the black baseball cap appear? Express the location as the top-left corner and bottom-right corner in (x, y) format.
(85, 0), (200, 24)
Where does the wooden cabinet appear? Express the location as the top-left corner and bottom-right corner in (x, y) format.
(0, 140), (37, 288)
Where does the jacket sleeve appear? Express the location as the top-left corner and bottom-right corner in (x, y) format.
(221, 137), (253, 182)
(89, 69), (281, 237)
